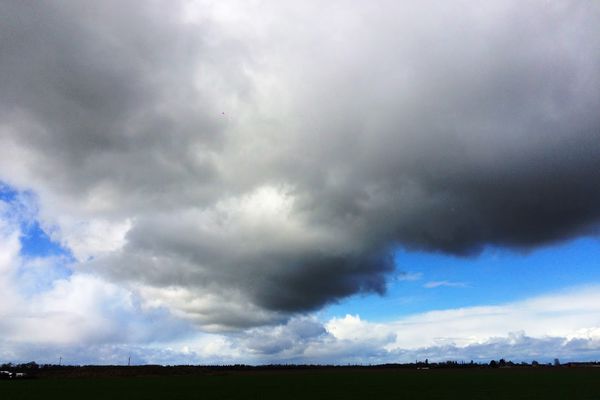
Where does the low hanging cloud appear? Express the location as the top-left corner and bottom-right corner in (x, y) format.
(3, 281), (600, 365)
(1, 1), (600, 329)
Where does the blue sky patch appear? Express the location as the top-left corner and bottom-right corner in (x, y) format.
(322, 238), (600, 322)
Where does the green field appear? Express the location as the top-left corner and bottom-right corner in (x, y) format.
(2, 368), (600, 400)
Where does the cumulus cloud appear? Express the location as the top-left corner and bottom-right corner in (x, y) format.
(322, 286), (600, 357)
(238, 287), (600, 364)
(0, 198), (190, 353)
(1, 0), (600, 329)
(240, 317), (327, 357)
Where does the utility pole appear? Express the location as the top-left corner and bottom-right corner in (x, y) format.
(128, 355), (131, 367)
(59, 356), (62, 366)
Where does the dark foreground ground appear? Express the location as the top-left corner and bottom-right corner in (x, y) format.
(2, 366), (600, 399)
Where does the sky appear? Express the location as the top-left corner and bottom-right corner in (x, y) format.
(1, 0), (600, 365)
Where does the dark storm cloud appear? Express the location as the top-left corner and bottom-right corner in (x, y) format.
(1, 0), (600, 328)
(0, 0), (242, 209)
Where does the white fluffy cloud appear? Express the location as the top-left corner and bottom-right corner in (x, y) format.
(0, 199), (189, 357)
(327, 286), (600, 351)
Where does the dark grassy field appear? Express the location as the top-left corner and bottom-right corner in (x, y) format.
(2, 367), (600, 399)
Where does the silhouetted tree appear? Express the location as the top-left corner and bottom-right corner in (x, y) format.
(20, 362), (39, 370)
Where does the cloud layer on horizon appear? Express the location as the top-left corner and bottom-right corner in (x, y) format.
(1, 1), (600, 330)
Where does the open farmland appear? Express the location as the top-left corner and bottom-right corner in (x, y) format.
(1, 367), (600, 400)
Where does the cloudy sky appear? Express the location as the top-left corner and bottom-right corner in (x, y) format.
(1, 0), (600, 365)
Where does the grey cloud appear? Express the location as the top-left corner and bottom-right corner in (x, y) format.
(241, 317), (327, 356)
(0, 1), (240, 211)
(1, 1), (600, 329)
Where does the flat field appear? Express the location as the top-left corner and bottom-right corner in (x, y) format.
(1, 367), (599, 400)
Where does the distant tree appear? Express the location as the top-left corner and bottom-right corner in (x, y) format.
(498, 359), (506, 367)
(554, 358), (560, 367)
(20, 362), (39, 370)
(531, 360), (539, 367)
(489, 360), (498, 368)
